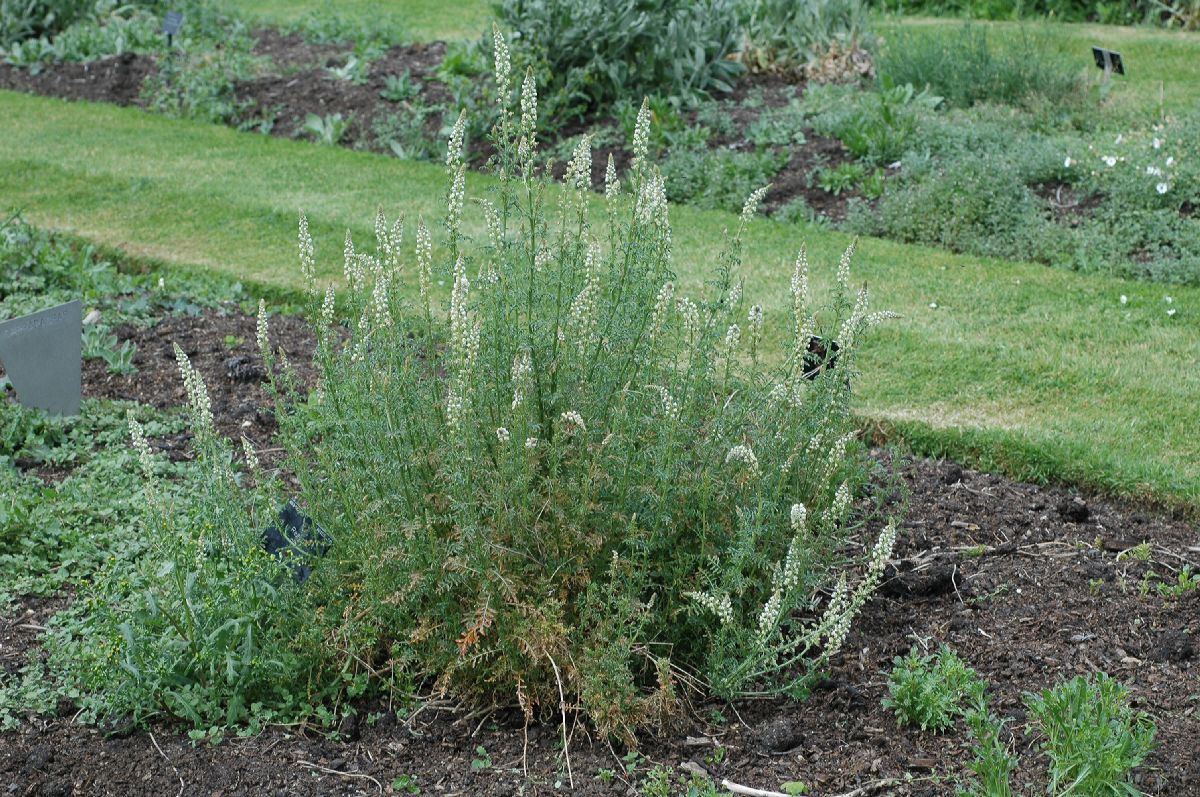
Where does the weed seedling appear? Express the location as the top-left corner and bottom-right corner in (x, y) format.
(883, 645), (986, 732)
(1024, 673), (1155, 797)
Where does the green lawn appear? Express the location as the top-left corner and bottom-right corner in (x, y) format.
(221, 0), (492, 42)
(3, 90), (1198, 508)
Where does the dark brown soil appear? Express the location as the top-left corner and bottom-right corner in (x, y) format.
(0, 51), (154, 106)
(3, 433), (1197, 795)
(1034, 181), (1104, 227)
(80, 307), (323, 462)
(234, 39), (449, 149)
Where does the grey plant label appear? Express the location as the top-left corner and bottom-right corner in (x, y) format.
(0, 300), (82, 417)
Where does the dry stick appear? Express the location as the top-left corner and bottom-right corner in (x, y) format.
(296, 760), (383, 793)
(829, 779), (904, 797)
(546, 652), (575, 790)
(148, 732), (185, 797)
(720, 781), (790, 797)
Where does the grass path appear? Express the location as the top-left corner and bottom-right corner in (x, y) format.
(220, 0), (492, 42)
(3, 91), (1198, 507)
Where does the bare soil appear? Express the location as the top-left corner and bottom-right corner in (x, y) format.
(2, 304), (1197, 797)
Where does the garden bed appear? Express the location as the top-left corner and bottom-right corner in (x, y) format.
(2, 454), (1196, 795)
(2, 288), (1197, 794)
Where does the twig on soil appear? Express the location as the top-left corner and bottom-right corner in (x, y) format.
(148, 732), (185, 797)
(546, 652), (575, 790)
(828, 778), (904, 797)
(720, 780), (790, 797)
(296, 760), (383, 793)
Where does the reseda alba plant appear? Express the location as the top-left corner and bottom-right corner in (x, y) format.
(88, 26), (897, 738)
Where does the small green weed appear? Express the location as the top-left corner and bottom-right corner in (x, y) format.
(883, 644), (986, 732)
(1024, 673), (1155, 797)
(304, 112), (350, 145)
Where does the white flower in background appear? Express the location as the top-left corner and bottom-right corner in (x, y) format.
(1167, 308), (1177, 317)
(1157, 182), (1169, 195)
(492, 24), (511, 111)
(510, 350), (532, 410)
(1166, 156), (1176, 167)
(651, 385), (681, 421)
(1165, 296), (1173, 304)
(524, 437), (538, 450)
(756, 589), (783, 645)
(1152, 138), (1162, 149)
(740, 185), (770, 226)
(1103, 156), (1117, 167)
(496, 427), (511, 443)
(604, 153), (620, 202)
(560, 410), (586, 432)
(1115, 134), (1123, 144)
(929, 301), (938, 309)
(1064, 156), (1073, 168)
(686, 590), (734, 626)
(790, 503), (807, 534)
(676, 297), (700, 339)
(725, 444), (759, 473)
(630, 97), (652, 177)
(1120, 295), (1128, 305)
(648, 281), (674, 343)
(723, 323), (742, 350)
(1146, 166), (1162, 177)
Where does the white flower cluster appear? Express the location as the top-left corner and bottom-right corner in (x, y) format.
(725, 444), (760, 473)
(416, 220), (432, 305)
(298, 212), (316, 289)
(748, 304), (764, 347)
(173, 343), (214, 436)
(604, 153), (620, 204)
(492, 24), (511, 113)
(723, 323), (741, 351)
(128, 412), (156, 480)
(375, 210), (404, 277)
(740, 185), (770, 228)
(630, 98), (652, 179)
(447, 164), (467, 244)
(836, 240), (856, 292)
(496, 427), (511, 443)
(343, 230), (363, 288)
(648, 281), (674, 344)
(791, 246), (815, 348)
(686, 590), (734, 626)
(651, 385), (681, 421)
(511, 350), (533, 411)
(241, 436), (260, 473)
(756, 589), (783, 645)
(560, 410), (586, 433)
(446, 109), (467, 174)
(568, 277), (600, 356)
(676, 297), (700, 340)
(256, 299), (270, 361)
(319, 287), (336, 333)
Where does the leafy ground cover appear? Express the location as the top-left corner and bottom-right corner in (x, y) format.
(0, 90), (1197, 509)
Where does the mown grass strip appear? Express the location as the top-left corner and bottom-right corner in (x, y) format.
(220, 0), (493, 42)
(3, 91), (1197, 507)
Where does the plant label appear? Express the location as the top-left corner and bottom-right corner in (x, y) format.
(0, 300), (82, 417)
(161, 11), (184, 37)
(1092, 47), (1124, 76)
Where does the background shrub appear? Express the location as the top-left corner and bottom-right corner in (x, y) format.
(738, 0), (875, 72)
(0, 0), (93, 48)
(493, 0), (744, 122)
(874, 23), (1083, 110)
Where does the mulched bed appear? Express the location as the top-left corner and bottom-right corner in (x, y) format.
(82, 307), (322, 455)
(3, 304), (1198, 796)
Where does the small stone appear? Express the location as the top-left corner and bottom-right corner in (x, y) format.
(82, 309), (102, 325)
(756, 717), (803, 753)
(1058, 497), (1089, 523)
(1150, 630), (1194, 663)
